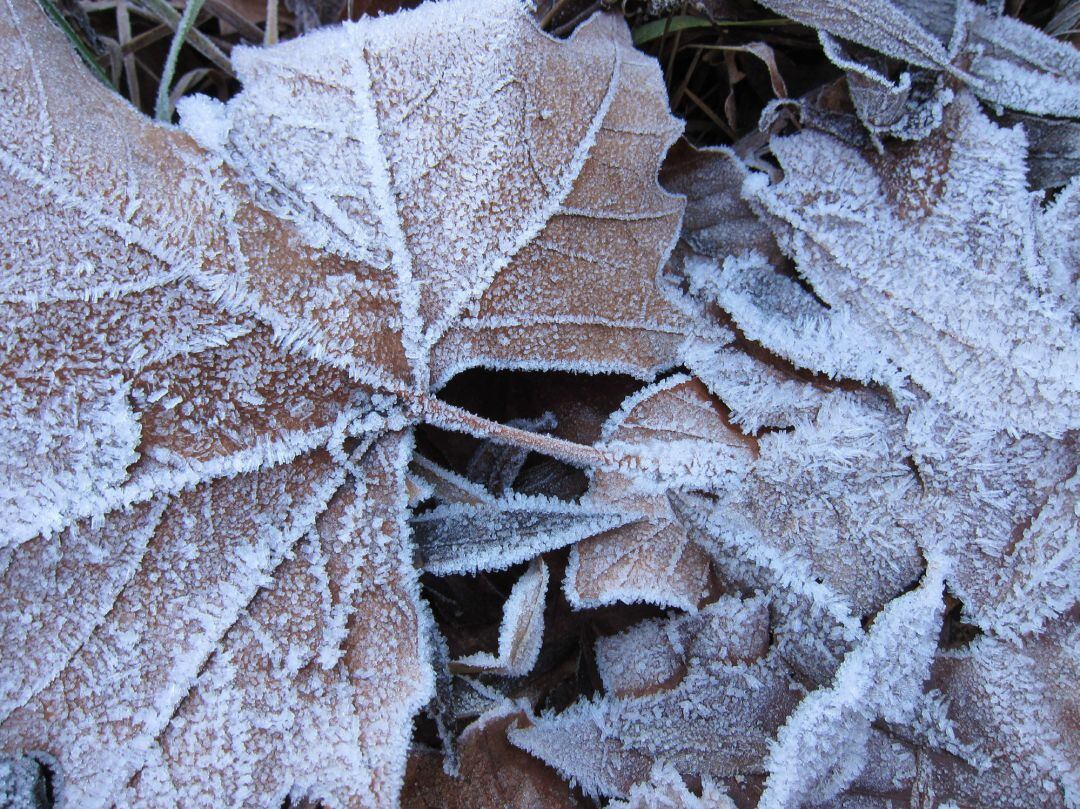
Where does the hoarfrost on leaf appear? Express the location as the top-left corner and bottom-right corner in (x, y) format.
(451, 558), (549, 677)
(509, 596), (802, 799)
(0, 0), (691, 803)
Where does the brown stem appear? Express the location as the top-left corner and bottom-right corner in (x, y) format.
(418, 395), (612, 470)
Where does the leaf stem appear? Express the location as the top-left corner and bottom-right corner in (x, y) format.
(419, 396), (612, 470)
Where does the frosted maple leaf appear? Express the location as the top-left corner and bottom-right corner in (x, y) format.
(659, 84), (1078, 805)
(0, 0), (692, 804)
(688, 93), (1078, 639)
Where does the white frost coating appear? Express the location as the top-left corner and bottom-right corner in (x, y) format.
(743, 92), (1080, 437)
(0, 453), (346, 808)
(177, 0), (688, 391)
(684, 341), (833, 433)
(566, 375), (756, 611)
(926, 622), (1079, 807)
(759, 563), (945, 808)
(594, 595), (771, 698)
(597, 373), (753, 489)
(607, 763), (737, 809)
(0, 498), (168, 720)
(175, 95), (231, 153)
(510, 602), (802, 800)
(415, 493), (634, 575)
(757, 0), (1080, 119)
(453, 558), (549, 677)
(755, 0), (951, 68)
(688, 253), (906, 392)
(963, 0), (1080, 117)
(0, 756), (43, 809)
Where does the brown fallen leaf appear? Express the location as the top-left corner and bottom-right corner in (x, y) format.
(401, 704), (585, 809)
(567, 374), (755, 611)
(0, 0), (692, 804)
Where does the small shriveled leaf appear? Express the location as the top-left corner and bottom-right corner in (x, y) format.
(511, 597), (801, 799)
(402, 704), (585, 809)
(567, 375), (756, 610)
(760, 564), (945, 808)
(594, 595), (770, 699)
(412, 462), (634, 575)
(452, 558), (549, 677)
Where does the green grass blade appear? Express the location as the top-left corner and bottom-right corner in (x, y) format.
(155, 0), (207, 121)
(632, 15), (794, 46)
(632, 15), (712, 46)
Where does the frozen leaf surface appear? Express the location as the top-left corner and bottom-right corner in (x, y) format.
(510, 596), (801, 799)
(411, 459), (633, 575)
(760, 564), (945, 808)
(0, 0), (691, 804)
(757, 0), (1080, 120)
(733, 93), (1079, 437)
(567, 375), (756, 611)
(607, 764), (737, 809)
(664, 86), (1077, 809)
(922, 617), (1079, 807)
(680, 119), (1077, 641)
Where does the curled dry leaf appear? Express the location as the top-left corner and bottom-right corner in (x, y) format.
(451, 558), (549, 677)
(758, 0), (1080, 129)
(0, 0), (692, 804)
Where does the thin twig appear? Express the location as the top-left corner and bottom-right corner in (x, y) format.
(683, 86), (737, 139)
(550, 1), (601, 37)
(539, 0), (574, 30)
